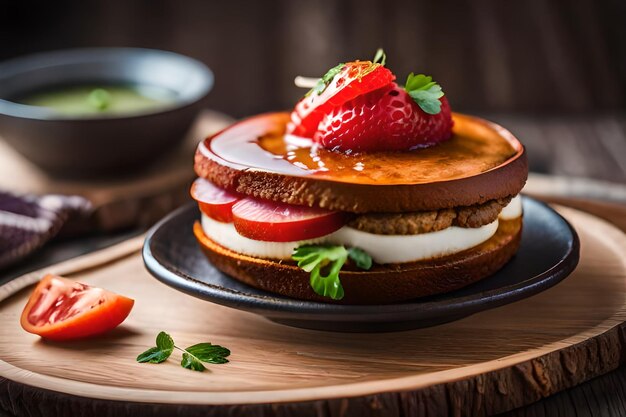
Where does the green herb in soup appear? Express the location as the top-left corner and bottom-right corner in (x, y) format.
(86, 88), (112, 110)
(16, 84), (177, 116)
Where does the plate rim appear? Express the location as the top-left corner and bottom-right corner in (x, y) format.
(142, 196), (580, 323)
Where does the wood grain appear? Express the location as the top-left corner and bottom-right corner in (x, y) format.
(0, 204), (625, 416)
(0, 110), (232, 232)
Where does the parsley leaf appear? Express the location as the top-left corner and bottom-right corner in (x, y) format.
(137, 332), (230, 372)
(373, 48), (386, 66)
(404, 73), (445, 115)
(292, 245), (373, 300)
(136, 331), (174, 363)
(293, 245), (347, 300)
(347, 247), (373, 270)
(310, 63), (345, 96)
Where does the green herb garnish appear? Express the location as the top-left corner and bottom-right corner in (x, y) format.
(404, 73), (445, 115)
(308, 49), (389, 97)
(309, 63), (345, 96)
(137, 331), (230, 372)
(373, 48), (386, 66)
(292, 245), (373, 300)
(347, 247), (373, 270)
(86, 88), (112, 111)
(136, 331), (174, 363)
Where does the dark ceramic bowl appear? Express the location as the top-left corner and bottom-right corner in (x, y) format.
(0, 48), (213, 177)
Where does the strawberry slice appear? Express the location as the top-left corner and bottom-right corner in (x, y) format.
(231, 198), (348, 242)
(314, 79), (453, 152)
(190, 178), (242, 223)
(287, 61), (395, 138)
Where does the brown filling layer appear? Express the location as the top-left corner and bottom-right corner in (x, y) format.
(348, 196), (513, 235)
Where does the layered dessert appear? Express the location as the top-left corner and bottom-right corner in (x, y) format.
(191, 51), (527, 304)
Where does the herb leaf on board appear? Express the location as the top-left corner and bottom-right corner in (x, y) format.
(136, 331), (174, 363)
(137, 332), (230, 372)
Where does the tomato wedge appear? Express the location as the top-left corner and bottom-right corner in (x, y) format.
(20, 275), (134, 341)
(190, 178), (242, 222)
(231, 198), (348, 242)
(288, 61), (395, 137)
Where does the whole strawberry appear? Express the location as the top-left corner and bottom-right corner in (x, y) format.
(314, 74), (453, 152)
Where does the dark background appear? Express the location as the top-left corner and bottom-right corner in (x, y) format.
(2, 0), (625, 116)
(1, 0), (626, 180)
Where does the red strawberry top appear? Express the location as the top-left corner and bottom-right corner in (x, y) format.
(287, 50), (454, 153)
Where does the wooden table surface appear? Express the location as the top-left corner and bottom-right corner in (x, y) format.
(500, 110), (626, 416)
(1, 114), (626, 416)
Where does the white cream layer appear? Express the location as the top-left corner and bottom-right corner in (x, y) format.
(500, 194), (522, 220)
(200, 215), (328, 259)
(201, 195), (523, 264)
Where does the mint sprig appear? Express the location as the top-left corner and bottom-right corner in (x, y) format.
(292, 245), (373, 300)
(181, 343), (231, 371)
(137, 332), (230, 372)
(404, 73), (445, 115)
(181, 352), (206, 371)
(186, 343), (231, 364)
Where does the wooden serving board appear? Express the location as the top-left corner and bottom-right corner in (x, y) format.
(0, 204), (625, 417)
(0, 110), (233, 232)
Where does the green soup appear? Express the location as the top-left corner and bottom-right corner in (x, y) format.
(16, 84), (178, 117)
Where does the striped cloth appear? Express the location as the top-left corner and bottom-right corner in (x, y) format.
(0, 192), (91, 269)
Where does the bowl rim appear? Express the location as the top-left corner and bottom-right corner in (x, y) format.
(0, 47), (214, 121)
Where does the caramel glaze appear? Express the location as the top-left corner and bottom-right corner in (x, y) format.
(194, 112), (528, 213)
(207, 112), (517, 185)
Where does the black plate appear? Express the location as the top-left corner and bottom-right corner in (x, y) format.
(143, 197), (580, 332)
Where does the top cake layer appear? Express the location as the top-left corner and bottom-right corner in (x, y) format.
(194, 112), (527, 213)
(206, 113), (518, 185)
